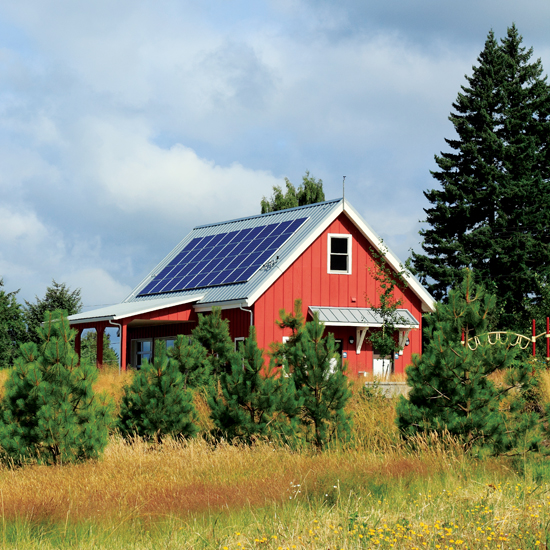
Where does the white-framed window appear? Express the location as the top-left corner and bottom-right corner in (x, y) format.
(131, 339), (153, 369)
(327, 234), (352, 274)
(234, 337), (245, 351)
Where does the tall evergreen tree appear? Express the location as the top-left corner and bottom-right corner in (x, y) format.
(24, 280), (82, 344)
(0, 310), (113, 464)
(396, 271), (541, 456)
(209, 328), (300, 443)
(411, 25), (550, 329)
(81, 330), (119, 367)
(118, 342), (198, 441)
(0, 279), (26, 369)
(261, 171), (325, 213)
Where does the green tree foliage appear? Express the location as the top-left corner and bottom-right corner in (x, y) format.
(277, 300), (352, 450)
(0, 310), (113, 464)
(81, 330), (118, 366)
(25, 280), (82, 344)
(0, 279), (26, 369)
(365, 243), (409, 361)
(261, 171), (325, 213)
(396, 271), (541, 456)
(192, 307), (236, 377)
(118, 342), (198, 440)
(411, 25), (550, 330)
(167, 334), (211, 390)
(209, 328), (300, 443)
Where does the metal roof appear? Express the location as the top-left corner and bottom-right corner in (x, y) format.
(69, 198), (435, 324)
(309, 306), (419, 328)
(68, 294), (204, 324)
(124, 198), (343, 306)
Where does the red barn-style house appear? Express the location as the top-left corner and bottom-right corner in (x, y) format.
(68, 199), (435, 376)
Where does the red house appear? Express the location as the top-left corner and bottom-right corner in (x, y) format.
(68, 199), (435, 376)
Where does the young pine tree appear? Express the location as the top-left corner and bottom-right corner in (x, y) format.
(0, 310), (113, 465)
(118, 342), (198, 441)
(209, 328), (300, 443)
(278, 300), (352, 450)
(168, 334), (211, 390)
(396, 271), (541, 456)
(191, 307), (236, 377)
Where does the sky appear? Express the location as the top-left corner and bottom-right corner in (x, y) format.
(0, 0), (549, 313)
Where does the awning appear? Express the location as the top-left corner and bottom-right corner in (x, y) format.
(308, 306), (419, 328)
(309, 306), (419, 356)
(68, 294), (204, 325)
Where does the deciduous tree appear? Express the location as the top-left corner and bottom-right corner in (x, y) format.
(0, 279), (26, 369)
(261, 171), (325, 213)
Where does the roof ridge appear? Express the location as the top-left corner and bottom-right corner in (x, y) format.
(193, 198), (342, 230)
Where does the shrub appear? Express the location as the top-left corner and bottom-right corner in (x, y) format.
(0, 310), (113, 464)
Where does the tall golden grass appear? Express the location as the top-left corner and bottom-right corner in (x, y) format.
(0, 366), (548, 549)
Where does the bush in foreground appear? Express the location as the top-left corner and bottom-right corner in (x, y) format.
(397, 270), (542, 456)
(118, 342), (198, 440)
(0, 310), (113, 464)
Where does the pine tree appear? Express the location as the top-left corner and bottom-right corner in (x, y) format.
(278, 300), (352, 450)
(0, 279), (26, 369)
(191, 307), (236, 377)
(396, 271), (541, 455)
(24, 280), (83, 344)
(168, 334), (211, 390)
(411, 25), (550, 330)
(261, 171), (325, 213)
(118, 342), (198, 440)
(0, 310), (113, 464)
(209, 328), (300, 443)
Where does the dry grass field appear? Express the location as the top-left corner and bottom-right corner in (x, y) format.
(0, 367), (548, 549)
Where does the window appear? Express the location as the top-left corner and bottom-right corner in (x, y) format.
(132, 339), (152, 369)
(234, 337), (245, 351)
(328, 234), (352, 274)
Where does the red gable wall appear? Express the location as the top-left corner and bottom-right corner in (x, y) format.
(252, 212), (423, 376)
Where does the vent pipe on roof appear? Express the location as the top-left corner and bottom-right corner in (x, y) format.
(342, 175), (346, 205)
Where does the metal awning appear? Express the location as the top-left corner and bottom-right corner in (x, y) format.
(308, 306), (419, 328)
(68, 294), (204, 325)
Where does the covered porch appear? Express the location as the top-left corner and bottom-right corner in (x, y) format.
(68, 295), (204, 369)
(308, 306), (420, 377)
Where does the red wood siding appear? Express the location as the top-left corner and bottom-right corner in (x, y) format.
(253, 212), (423, 376)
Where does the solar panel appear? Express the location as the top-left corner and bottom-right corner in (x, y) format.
(138, 217), (308, 296)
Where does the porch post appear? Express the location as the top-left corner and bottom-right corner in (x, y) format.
(74, 327), (82, 362)
(97, 325), (105, 367)
(120, 322), (128, 371)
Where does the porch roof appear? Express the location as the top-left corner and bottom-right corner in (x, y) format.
(68, 294), (204, 325)
(308, 306), (419, 328)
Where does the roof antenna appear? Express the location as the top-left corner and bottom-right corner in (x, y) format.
(342, 176), (346, 205)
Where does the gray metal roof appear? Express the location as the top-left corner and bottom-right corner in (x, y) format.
(124, 198), (343, 306)
(69, 198), (435, 324)
(309, 306), (419, 328)
(68, 294), (204, 324)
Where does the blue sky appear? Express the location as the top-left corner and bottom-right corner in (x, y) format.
(0, 0), (548, 311)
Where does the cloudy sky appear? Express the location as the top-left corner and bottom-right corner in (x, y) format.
(0, 0), (548, 311)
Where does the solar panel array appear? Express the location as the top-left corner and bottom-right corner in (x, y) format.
(138, 217), (308, 296)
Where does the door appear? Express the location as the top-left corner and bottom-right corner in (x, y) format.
(372, 349), (392, 379)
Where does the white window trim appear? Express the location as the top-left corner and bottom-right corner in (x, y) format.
(327, 233), (352, 275)
(234, 337), (245, 351)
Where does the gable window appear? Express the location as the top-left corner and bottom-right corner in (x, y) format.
(328, 234), (352, 274)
